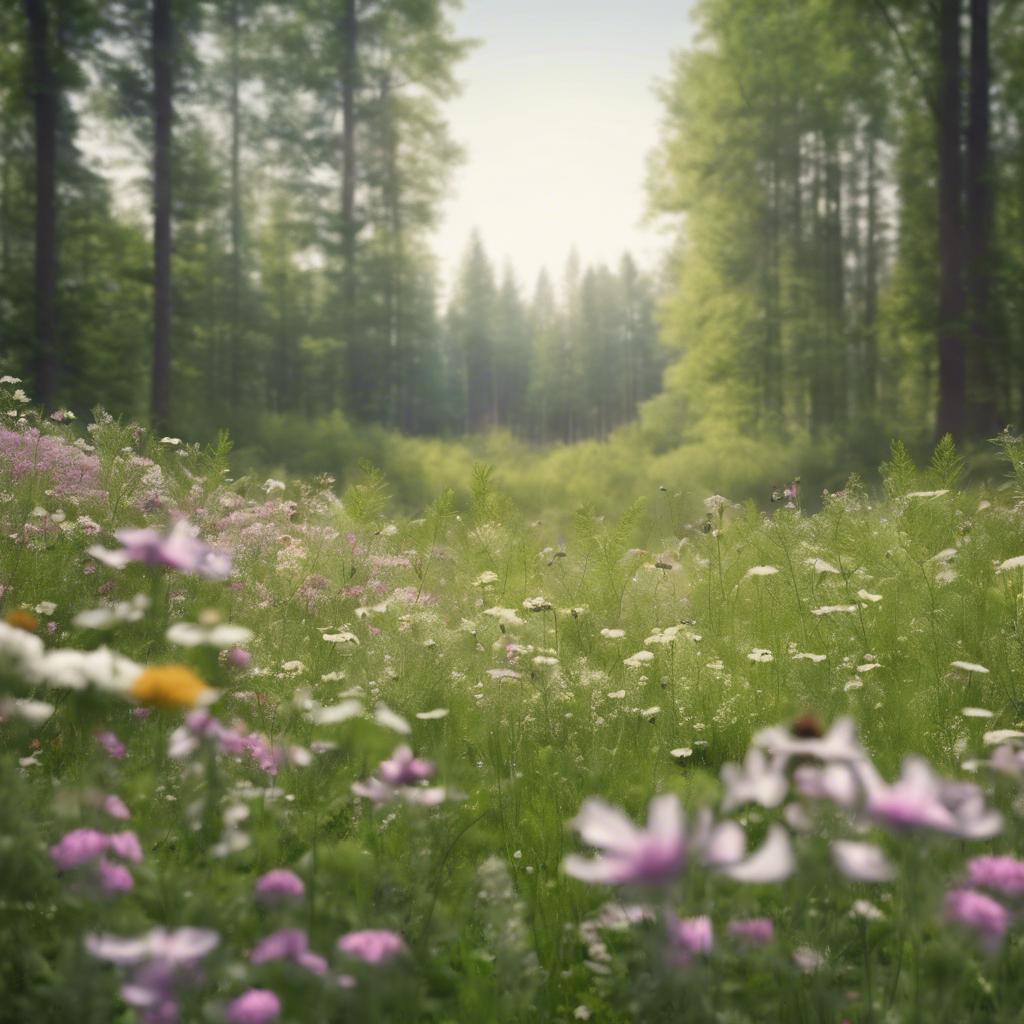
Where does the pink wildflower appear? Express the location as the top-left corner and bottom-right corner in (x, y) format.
(0, 426), (105, 499)
(108, 830), (143, 863)
(103, 795), (132, 821)
(336, 929), (407, 965)
(945, 888), (1010, 952)
(254, 869), (305, 904)
(966, 855), (1024, 897)
(727, 917), (774, 947)
(50, 828), (109, 870)
(865, 757), (1002, 839)
(377, 746), (434, 786)
(562, 795), (686, 885)
(250, 929), (327, 975)
(225, 989), (282, 1024)
(86, 927), (219, 1021)
(226, 646), (252, 669)
(667, 915), (713, 966)
(87, 520), (231, 580)
(97, 859), (135, 894)
(96, 730), (126, 759)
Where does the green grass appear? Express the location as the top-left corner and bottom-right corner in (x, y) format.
(4, 398), (1024, 1022)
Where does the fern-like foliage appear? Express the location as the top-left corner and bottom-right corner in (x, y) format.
(992, 428), (1024, 493)
(880, 440), (918, 498)
(344, 461), (390, 524)
(926, 434), (964, 490)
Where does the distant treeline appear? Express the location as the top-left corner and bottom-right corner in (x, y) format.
(5, 0), (1022, 467)
(0, 1), (664, 449)
(648, 0), (1024, 449)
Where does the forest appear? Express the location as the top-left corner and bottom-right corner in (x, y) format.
(2, 0), (664, 459)
(8, 4), (1024, 1024)
(1, 0), (1021, 507)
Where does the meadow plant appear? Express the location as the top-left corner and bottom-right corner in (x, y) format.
(5, 390), (1024, 1020)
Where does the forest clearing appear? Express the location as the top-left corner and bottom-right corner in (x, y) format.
(4, 0), (1024, 1020)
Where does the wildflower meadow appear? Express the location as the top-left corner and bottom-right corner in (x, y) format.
(6, 384), (1024, 1022)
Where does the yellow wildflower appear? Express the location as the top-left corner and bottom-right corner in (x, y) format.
(130, 665), (216, 709)
(5, 609), (39, 633)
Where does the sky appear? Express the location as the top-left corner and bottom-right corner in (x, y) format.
(434, 0), (696, 296)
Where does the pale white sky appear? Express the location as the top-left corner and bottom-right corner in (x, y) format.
(80, 2), (696, 296)
(434, 0), (696, 294)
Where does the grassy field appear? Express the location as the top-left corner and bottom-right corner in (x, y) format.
(5, 390), (1024, 1022)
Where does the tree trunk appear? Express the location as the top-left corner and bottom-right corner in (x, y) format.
(24, 0), (59, 409)
(966, 0), (997, 434)
(341, 0), (357, 285)
(809, 133), (830, 436)
(228, 0), (243, 423)
(763, 126), (784, 428)
(151, 0), (173, 431)
(381, 73), (404, 429)
(935, 0), (967, 440)
(862, 128), (879, 412)
(1, 123), (10, 276)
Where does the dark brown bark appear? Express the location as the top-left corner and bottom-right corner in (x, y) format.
(862, 130), (879, 410)
(23, 0), (59, 408)
(0, 124), (10, 276)
(381, 74), (405, 429)
(228, 0), (242, 420)
(341, 0), (357, 305)
(151, 0), (173, 431)
(935, 0), (967, 440)
(826, 135), (846, 428)
(763, 119), (784, 427)
(967, 0), (997, 434)
(334, 0), (357, 412)
(809, 134), (828, 436)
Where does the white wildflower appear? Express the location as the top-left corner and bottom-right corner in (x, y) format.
(323, 630), (360, 645)
(811, 604), (858, 616)
(167, 621), (252, 649)
(624, 650), (655, 668)
(373, 703), (411, 735)
(483, 607), (525, 628)
(416, 708), (449, 720)
(74, 594), (150, 630)
(309, 699), (364, 725)
(806, 558), (841, 574)
(951, 660), (989, 674)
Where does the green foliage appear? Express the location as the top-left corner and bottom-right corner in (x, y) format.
(928, 434), (965, 490)
(991, 429), (1024, 494)
(880, 439), (919, 498)
(4, 403), (1024, 1022)
(469, 463), (501, 526)
(344, 460), (391, 524)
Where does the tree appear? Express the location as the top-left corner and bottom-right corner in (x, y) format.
(446, 232), (496, 433)
(22, 0), (59, 408)
(934, 0), (967, 439)
(967, 0), (997, 433)
(150, 0), (173, 431)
